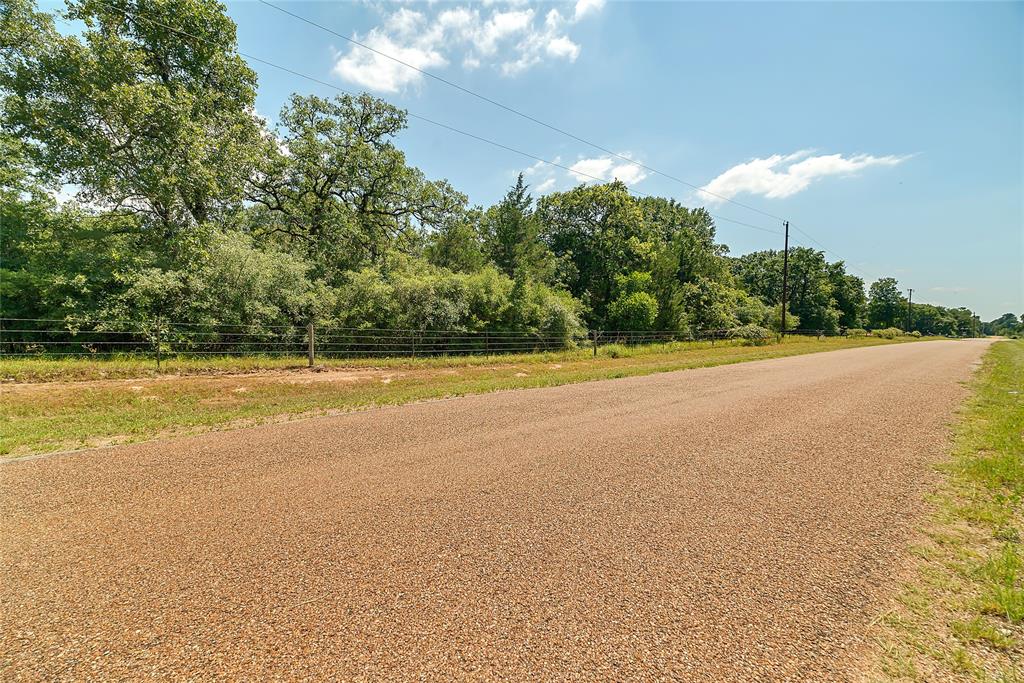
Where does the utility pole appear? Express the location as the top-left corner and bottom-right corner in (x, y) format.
(780, 220), (790, 338)
(906, 288), (914, 332)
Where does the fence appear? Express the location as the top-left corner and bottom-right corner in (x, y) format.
(0, 318), (834, 367)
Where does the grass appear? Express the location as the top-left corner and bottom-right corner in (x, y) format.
(867, 339), (1024, 682)
(1, 335), (917, 457)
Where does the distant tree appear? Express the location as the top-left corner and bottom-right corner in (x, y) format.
(424, 211), (486, 273)
(785, 248), (840, 332)
(983, 313), (1021, 336)
(679, 276), (738, 332)
(479, 174), (554, 282)
(868, 277), (904, 329)
(734, 247), (841, 332)
(912, 304), (957, 336)
(732, 250), (784, 305)
(827, 264), (866, 329)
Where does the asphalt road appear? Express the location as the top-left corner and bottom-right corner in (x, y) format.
(0, 339), (992, 681)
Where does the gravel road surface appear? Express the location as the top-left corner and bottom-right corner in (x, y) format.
(1, 339), (992, 681)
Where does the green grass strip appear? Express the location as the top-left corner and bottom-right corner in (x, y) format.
(872, 339), (1024, 682)
(2, 336), (913, 457)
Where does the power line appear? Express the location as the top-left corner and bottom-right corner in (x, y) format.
(256, 0), (789, 224)
(88, 0), (783, 239)
(787, 224), (875, 280)
(254, 0), (891, 272)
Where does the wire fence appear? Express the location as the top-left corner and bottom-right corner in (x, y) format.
(0, 318), (838, 366)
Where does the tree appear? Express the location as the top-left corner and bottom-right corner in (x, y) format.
(638, 199), (729, 283)
(827, 264), (866, 329)
(247, 93), (464, 276)
(479, 174), (553, 282)
(679, 276), (738, 332)
(2, 0), (262, 233)
(913, 303), (958, 336)
(424, 211), (486, 273)
(868, 277), (904, 329)
(982, 313), (1021, 336)
(537, 181), (655, 326)
(607, 271), (658, 330)
(785, 248), (840, 332)
(643, 199), (733, 331)
(733, 247), (843, 333)
(732, 250), (784, 306)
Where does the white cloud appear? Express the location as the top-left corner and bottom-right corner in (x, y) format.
(332, 2), (603, 92)
(535, 177), (557, 193)
(545, 9), (564, 30)
(698, 150), (908, 203)
(333, 31), (447, 93)
(514, 151), (647, 196)
(521, 157), (562, 195)
(545, 36), (580, 60)
(385, 8), (426, 37)
(479, 9), (534, 54)
(574, 0), (605, 21)
(569, 154), (648, 186)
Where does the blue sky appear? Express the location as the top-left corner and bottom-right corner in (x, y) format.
(52, 0), (1024, 318)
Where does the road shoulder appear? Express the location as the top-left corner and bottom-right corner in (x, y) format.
(863, 339), (1024, 681)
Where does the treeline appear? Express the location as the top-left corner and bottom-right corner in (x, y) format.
(0, 0), (988, 342)
(982, 314), (1022, 338)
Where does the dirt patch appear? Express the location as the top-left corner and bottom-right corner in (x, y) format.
(0, 365), (388, 395)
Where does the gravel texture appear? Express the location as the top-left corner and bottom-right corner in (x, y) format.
(0, 339), (992, 681)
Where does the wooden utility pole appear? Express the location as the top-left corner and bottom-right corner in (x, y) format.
(780, 221), (790, 338)
(906, 288), (914, 332)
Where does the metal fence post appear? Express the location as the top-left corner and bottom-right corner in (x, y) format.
(155, 317), (162, 370)
(307, 322), (315, 367)
(592, 330), (598, 357)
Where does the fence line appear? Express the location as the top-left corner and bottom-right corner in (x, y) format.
(0, 318), (838, 366)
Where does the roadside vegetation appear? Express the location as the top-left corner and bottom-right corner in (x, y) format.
(867, 339), (1024, 682)
(1, 335), (914, 457)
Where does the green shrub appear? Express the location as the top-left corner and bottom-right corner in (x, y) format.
(730, 324), (772, 346)
(872, 327), (904, 339)
(607, 290), (659, 331)
(846, 328), (868, 337)
(910, 330), (922, 338)
(334, 259), (585, 338)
